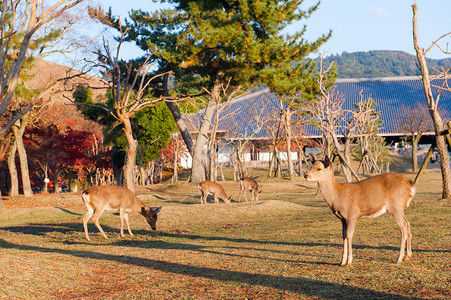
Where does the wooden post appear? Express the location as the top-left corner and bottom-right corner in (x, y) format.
(414, 129), (451, 185)
(414, 140), (436, 185)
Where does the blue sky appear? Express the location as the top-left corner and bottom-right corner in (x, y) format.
(100, 0), (450, 60)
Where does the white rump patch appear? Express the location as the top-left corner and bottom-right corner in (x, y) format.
(407, 186), (416, 207)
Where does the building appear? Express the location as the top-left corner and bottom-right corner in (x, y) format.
(181, 76), (451, 168)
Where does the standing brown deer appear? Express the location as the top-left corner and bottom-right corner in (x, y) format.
(198, 181), (231, 204)
(238, 177), (261, 202)
(81, 185), (162, 241)
(304, 154), (415, 266)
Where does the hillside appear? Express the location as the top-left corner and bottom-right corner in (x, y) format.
(316, 50), (451, 78)
(26, 59), (108, 102)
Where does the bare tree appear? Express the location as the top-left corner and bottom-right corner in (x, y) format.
(304, 62), (361, 182)
(0, 0), (85, 136)
(204, 81), (241, 181)
(280, 98), (297, 179)
(355, 97), (386, 175)
(412, 3), (451, 199)
(396, 103), (432, 172)
(262, 108), (284, 178)
(225, 97), (269, 179)
(75, 25), (178, 192)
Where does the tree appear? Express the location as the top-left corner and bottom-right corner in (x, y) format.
(122, 0), (330, 182)
(2, 1), (88, 197)
(354, 98), (386, 175)
(412, 3), (451, 199)
(160, 133), (188, 183)
(134, 103), (177, 184)
(225, 98), (270, 179)
(304, 62), (361, 182)
(26, 123), (89, 193)
(0, 0), (85, 136)
(396, 103), (432, 172)
(73, 23), (177, 191)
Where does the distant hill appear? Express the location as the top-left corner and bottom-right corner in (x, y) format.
(315, 50), (451, 78)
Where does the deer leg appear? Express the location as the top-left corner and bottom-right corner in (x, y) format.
(124, 212), (134, 237)
(83, 207), (94, 241)
(92, 207), (108, 239)
(120, 208), (134, 238)
(404, 215), (412, 260)
(238, 189), (243, 202)
(340, 218), (348, 266)
(201, 191), (206, 204)
(214, 194), (219, 204)
(393, 212), (409, 263)
(119, 208), (125, 238)
(345, 218), (357, 266)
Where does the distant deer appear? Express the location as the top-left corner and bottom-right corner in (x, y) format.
(304, 154), (415, 266)
(238, 177), (261, 202)
(81, 185), (162, 241)
(198, 181), (231, 204)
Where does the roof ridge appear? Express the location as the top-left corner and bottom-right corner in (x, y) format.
(229, 88), (271, 104)
(336, 76), (422, 83)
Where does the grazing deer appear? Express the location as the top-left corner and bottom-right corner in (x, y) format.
(304, 154), (415, 266)
(198, 180), (231, 204)
(81, 185), (162, 241)
(238, 177), (261, 202)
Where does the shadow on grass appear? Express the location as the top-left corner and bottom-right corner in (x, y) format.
(55, 207), (82, 216)
(0, 237), (423, 299)
(1, 223), (448, 255)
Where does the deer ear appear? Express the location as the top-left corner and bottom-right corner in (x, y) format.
(324, 155), (331, 168)
(309, 153), (317, 162)
(154, 207), (162, 213)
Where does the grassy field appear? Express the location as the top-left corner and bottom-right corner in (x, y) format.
(0, 167), (450, 299)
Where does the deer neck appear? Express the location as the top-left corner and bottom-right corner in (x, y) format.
(132, 199), (145, 213)
(316, 171), (342, 208)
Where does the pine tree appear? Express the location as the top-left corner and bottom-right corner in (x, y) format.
(118, 0), (330, 182)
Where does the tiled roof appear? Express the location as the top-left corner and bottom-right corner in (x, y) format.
(187, 76), (451, 139)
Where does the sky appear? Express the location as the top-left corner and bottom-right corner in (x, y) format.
(96, 0), (451, 60)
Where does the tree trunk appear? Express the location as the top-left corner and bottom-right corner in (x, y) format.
(122, 118), (138, 192)
(111, 146), (123, 186)
(166, 102), (194, 154)
(191, 97), (216, 183)
(7, 140), (19, 196)
(412, 3), (451, 199)
(43, 166), (49, 193)
(342, 139), (353, 182)
(53, 171), (59, 194)
(150, 161), (155, 185)
(172, 141), (178, 183)
(12, 121), (32, 197)
(162, 73), (195, 157)
(283, 105), (295, 179)
(298, 150), (304, 177)
(430, 110), (451, 198)
(411, 134), (420, 172)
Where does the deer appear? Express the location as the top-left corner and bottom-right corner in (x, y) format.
(304, 154), (415, 266)
(81, 185), (162, 241)
(198, 180), (231, 204)
(238, 177), (261, 202)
